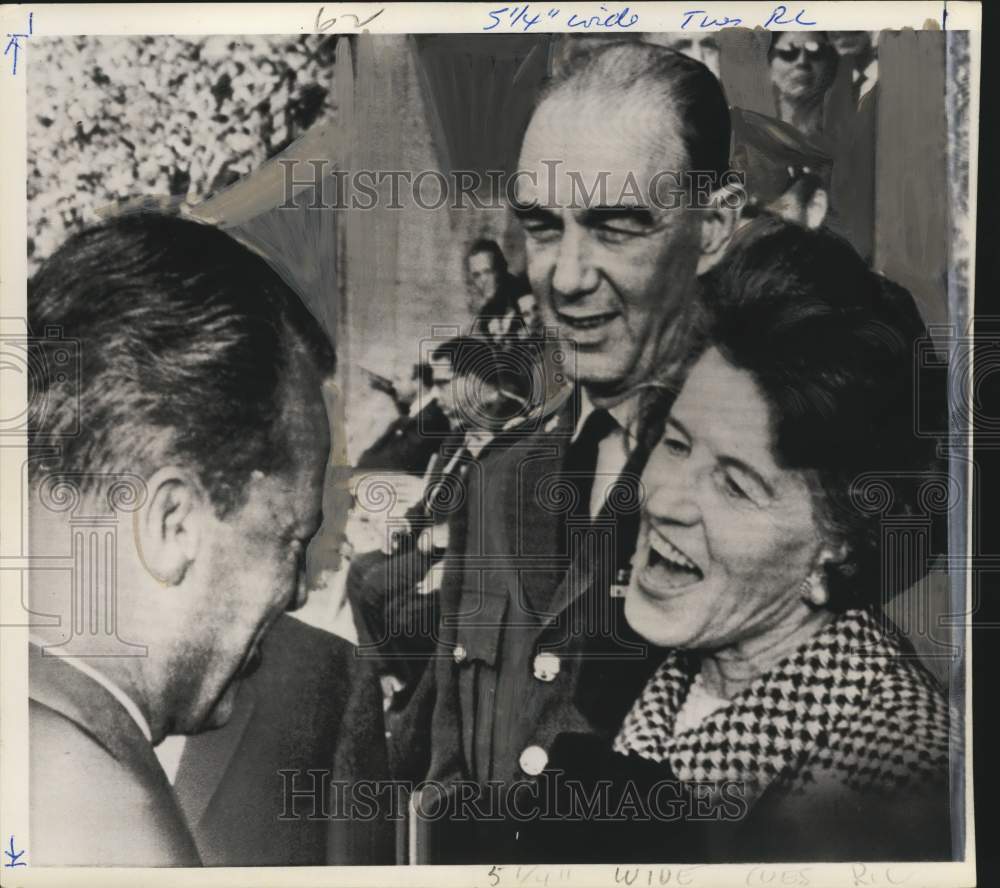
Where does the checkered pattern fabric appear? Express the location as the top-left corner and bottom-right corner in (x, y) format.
(614, 608), (955, 806)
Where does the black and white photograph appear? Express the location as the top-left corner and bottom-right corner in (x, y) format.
(0, 2), (982, 884)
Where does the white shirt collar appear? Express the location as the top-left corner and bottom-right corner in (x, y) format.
(155, 735), (188, 784)
(853, 58), (878, 100)
(30, 635), (153, 743)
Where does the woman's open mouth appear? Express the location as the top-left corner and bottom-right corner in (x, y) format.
(639, 532), (704, 592)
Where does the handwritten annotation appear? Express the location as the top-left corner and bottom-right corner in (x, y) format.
(3, 835), (26, 868)
(4, 10), (33, 76)
(681, 5), (816, 29)
(482, 3), (818, 32)
(484, 5), (640, 32)
(482, 863), (917, 887)
(315, 7), (385, 31)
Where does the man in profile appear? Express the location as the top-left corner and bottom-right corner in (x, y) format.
(26, 213), (379, 865)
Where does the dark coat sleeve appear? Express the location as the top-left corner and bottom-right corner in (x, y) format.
(484, 732), (955, 864)
(191, 616), (394, 865)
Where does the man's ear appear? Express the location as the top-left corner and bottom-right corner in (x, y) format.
(695, 185), (741, 276)
(136, 468), (205, 586)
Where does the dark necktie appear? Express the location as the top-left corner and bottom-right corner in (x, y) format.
(598, 434), (648, 583)
(563, 407), (618, 520)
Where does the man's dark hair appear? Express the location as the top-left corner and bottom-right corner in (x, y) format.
(689, 218), (947, 609)
(537, 41), (732, 187)
(431, 336), (534, 430)
(28, 212), (336, 515)
(412, 361), (435, 389)
(430, 335), (502, 384)
(466, 238), (509, 278)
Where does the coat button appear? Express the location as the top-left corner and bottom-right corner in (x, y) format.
(532, 652), (561, 682)
(452, 644), (467, 664)
(519, 745), (548, 776)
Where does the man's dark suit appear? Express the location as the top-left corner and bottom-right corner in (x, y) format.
(29, 644), (201, 866)
(390, 391), (669, 862)
(31, 617), (393, 867)
(171, 614), (394, 866)
(827, 65), (878, 264)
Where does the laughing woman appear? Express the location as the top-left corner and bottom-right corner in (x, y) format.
(520, 219), (958, 863)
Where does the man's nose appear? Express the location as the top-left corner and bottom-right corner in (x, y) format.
(551, 227), (598, 299)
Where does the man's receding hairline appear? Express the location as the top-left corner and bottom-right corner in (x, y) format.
(538, 71), (685, 121)
(522, 86), (692, 178)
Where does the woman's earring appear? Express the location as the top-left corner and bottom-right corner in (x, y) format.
(800, 571), (828, 607)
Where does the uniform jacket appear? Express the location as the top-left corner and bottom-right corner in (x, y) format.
(390, 388), (670, 863)
(29, 643), (201, 866)
(503, 607), (957, 863)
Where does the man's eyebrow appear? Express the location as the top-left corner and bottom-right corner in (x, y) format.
(512, 204), (559, 224)
(582, 205), (656, 226)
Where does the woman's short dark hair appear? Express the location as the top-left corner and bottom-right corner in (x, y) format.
(28, 212), (336, 516)
(695, 218), (947, 609)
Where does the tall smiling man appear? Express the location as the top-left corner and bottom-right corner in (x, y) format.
(392, 42), (738, 861)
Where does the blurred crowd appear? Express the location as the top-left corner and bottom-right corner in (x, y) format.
(26, 35), (337, 271)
